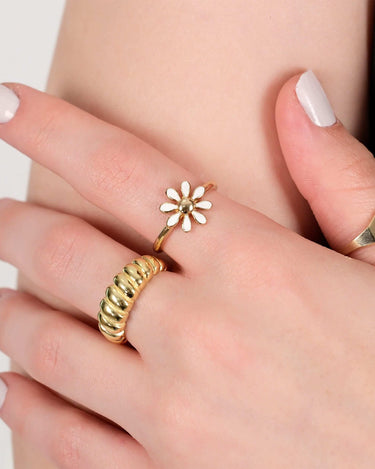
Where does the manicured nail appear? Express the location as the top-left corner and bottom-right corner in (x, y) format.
(295, 70), (336, 127)
(0, 377), (8, 410)
(0, 84), (20, 124)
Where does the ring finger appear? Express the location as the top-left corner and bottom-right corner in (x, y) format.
(0, 288), (152, 441)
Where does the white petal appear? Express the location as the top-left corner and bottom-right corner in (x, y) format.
(181, 181), (191, 198)
(166, 188), (181, 202)
(160, 202), (178, 213)
(191, 210), (207, 224)
(194, 200), (212, 210)
(182, 214), (192, 232)
(192, 186), (205, 200)
(167, 212), (181, 227)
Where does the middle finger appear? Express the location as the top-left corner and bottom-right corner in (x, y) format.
(0, 198), (184, 357)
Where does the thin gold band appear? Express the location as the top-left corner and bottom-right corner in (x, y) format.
(153, 181), (217, 252)
(341, 213), (375, 255)
(98, 255), (167, 344)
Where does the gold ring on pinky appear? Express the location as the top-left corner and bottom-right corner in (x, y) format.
(98, 255), (167, 344)
(153, 180), (217, 252)
(341, 213), (375, 255)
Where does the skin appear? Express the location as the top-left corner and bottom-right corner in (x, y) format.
(1, 76), (375, 467)
(27, 0), (372, 242)
(1, 0), (374, 466)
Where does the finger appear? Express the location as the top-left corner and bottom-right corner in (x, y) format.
(0, 198), (184, 355)
(0, 288), (152, 440)
(0, 373), (153, 469)
(0, 83), (226, 270)
(275, 69), (375, 264)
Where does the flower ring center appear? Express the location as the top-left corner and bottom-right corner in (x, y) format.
(178, 197), (194, 214)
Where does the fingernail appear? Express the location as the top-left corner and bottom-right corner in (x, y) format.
(295, 70), (336, 127)
(0, 377), (8, 410)
(0, 84), (20, 124)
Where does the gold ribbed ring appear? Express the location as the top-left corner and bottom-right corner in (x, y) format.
(98, 255), (167, 344)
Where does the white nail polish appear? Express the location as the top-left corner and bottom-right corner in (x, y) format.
(0, 84), (20, 124)
(0, 377), (8, 410)
(295, 70), (336, 127)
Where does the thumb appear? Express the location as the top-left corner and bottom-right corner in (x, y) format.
(276, 69), (375, 264)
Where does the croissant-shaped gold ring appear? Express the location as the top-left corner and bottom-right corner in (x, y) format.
(98, 255), (167, 344)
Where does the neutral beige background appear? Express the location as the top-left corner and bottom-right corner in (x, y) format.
(0, 2), (65, 467)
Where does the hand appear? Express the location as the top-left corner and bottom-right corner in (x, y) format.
(0, 71), (375, 468)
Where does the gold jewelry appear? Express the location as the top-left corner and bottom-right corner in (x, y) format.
(153, 180), (216, 252)
(341, 213), (375, 255)
(98, 255), (167, 344)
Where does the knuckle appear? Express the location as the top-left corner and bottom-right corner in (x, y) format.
(0, 290), (24, 343)
(29, 107), (61, 153)
(339, 155), (375, 193)
(33, 216), (87, 283)
(317, 131), (375, 199)
(51, 414), (84, 469)
(86, 138), (141, 201)
(29, 316), (64, 382)
(0, 198), (24, 246)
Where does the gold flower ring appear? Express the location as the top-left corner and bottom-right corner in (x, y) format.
(153, 180), (217, 252)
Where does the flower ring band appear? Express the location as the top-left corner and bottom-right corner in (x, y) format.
(153, 180), (217, 252)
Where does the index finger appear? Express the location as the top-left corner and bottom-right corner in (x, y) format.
(0, 83), (226, 271)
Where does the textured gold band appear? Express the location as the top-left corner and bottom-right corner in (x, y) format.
(341, 213), (375, 255)
(98, 255), (167, 344)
